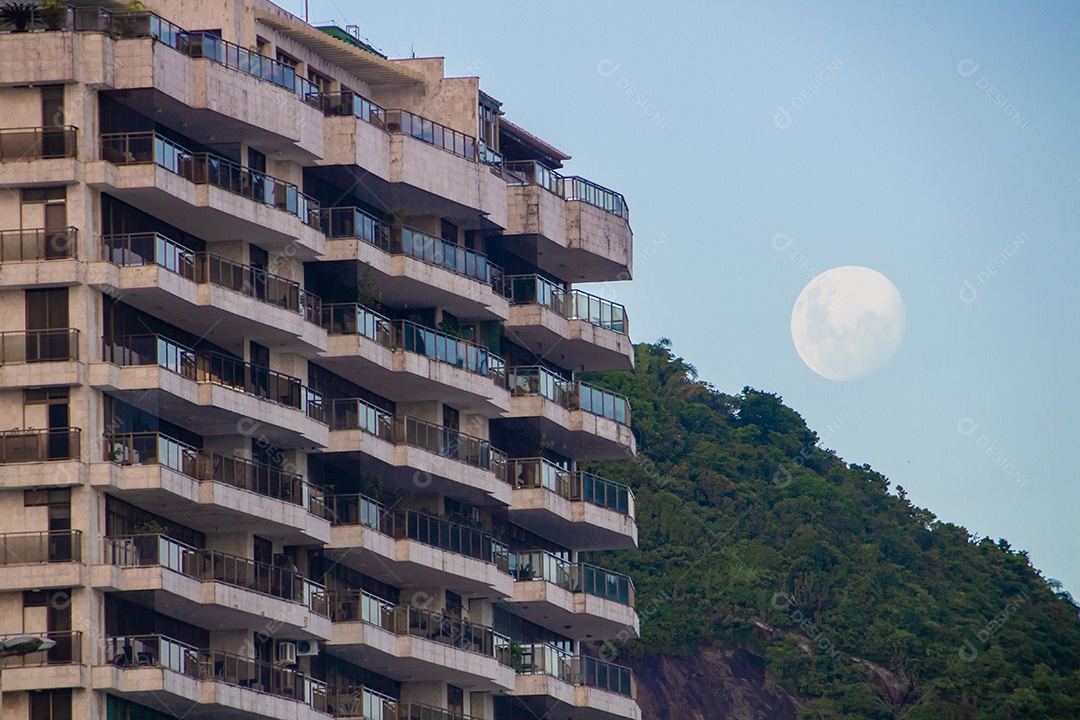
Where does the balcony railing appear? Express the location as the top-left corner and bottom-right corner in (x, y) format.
(103, 334), (325, 422)
(329, 588), (395, 628)
(386, 109), (480, 162)
(507, 366), (630, 425)
(103, 534), (329, 616)
(0, 126), (77, 161)
(0, 529), (81, 564)
(0, 227), (77, 262)
(327, 684), (397, 720)
(105, 432), (329, 519)
(0, 631), (81, 667)
(396, 604), (510, 663)
(100, 132), (320, 228)
(322, 303), (393, 346)
(102, 233), (323, 324)
(505, 275), (628, 334)
(320, 206), (391, 251)
(505, 160), (629, 219)
(327, 398), (394, 440)
(0, 427), (80, 464)
(326, 498), (510, 573)
(392, 226), (502, 290)
(320, 92), (387, 128)
(103, 635), (328, 710)
(0, 329), (79, 364)
(518, 644), (636, 697)
(393, 415), (508, 480)
(394, 320), (506, 384)
(511, 550), (635, 606)
(508, 457), (635, 517)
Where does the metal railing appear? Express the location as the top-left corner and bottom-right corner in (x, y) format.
(104, 634), (198, 674)
(325, 498), (511, 573)
(386, 109), (479, 162)
(396, 605), (510, 664)
(504, 159), (629, 219)
(188, 31), (321, 105)
(394, 320), (506, 383)
(0, 329), (79, 364)
(320, 92), (387, 128)
(100, 132), (320, 228)
(566, 177), (629, 219)
(0, 529), (81, 564)
(507, 457), (635, 517)
(517, 644), (636, 697)
(505, 160), (565, 196)
(327, 684), (397, 720)
(511, 550), (635, 606)
(0, 126), (77, 161)
(505, 275), (628, 334)
(104, 432), (328, 518)
(0, 631), (81, 667)
(103, 334), (325, 422)
(507, 366), (630, 425)
(320, 206), (391, 251)
(392, 226), (500, 289)
(0, 427), (80, 464)
(328, 589), (395, 629)
(322, 303), (393, 346)
(103, 635), (327, 710)
(0, 227), (77, 262)
(96, 243), (327, 322)
(393, 415), (507, 480)
(103, 534), (329, 616)
(327, 398), (394, 440)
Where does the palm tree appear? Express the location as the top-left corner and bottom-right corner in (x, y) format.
(0, 2), (37, 32)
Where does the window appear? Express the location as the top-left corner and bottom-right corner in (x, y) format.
(308, 68), (331, 96)
(31, 690), (72, 720)
(276, 50), (298, 69)
(447, 685), (464, 715)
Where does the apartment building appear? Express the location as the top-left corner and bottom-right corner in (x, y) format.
(0, 2), (638, 720)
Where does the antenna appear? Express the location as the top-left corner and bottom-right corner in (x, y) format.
(304, 0), (309, 23)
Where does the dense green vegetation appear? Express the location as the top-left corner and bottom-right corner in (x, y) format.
(585, 341), (1080, 719)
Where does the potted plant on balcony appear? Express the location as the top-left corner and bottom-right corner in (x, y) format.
(0, 2), (37, 32)
(40, 0), (65, 30)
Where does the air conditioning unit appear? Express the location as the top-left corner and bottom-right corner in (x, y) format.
(275, 642), (297, 667)
(296, 639), (320, 657)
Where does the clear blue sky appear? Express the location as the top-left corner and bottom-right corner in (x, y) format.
(283, 0), (1080, 593)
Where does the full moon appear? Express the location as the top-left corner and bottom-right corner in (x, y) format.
(791, 266), (905, 381)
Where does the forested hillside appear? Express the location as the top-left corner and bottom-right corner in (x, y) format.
(584, 341), (1080, 719)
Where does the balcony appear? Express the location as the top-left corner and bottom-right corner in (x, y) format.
(0, 329), (81, 387)
(325, 684), (397, 720)
(509, 551), (638, 640)
(508, 458), (636, 551)
(325, 497), (513, 599)
(503, 367), (635, 460)
(93, 432), (330, 545)
(90, 131), (323, 257)
(0, 530), (84, 590)
(513, 645), (640, 720)
(321, 208), (508, 321)
(0, 227), (79, 288)
(506, 275), (633, 372)
(319, 92), (391, 180)
(0, 126), (78, 185)
(0, 631), (85, 692)
(328, 593), (514, 691)
(93, 334), (327, 448)
(504, 161), (632, 283)
(91, 232), (327, 351)
(0, 427), (83, 489)
(384, 109), (508, 228)
(321, 307), (509, 415)
(328, 407), (510, 507)
(94, 535), (331, 640)
(95, 634), (329, 720)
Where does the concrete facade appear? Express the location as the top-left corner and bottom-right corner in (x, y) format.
(0, 2), (638, 719)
